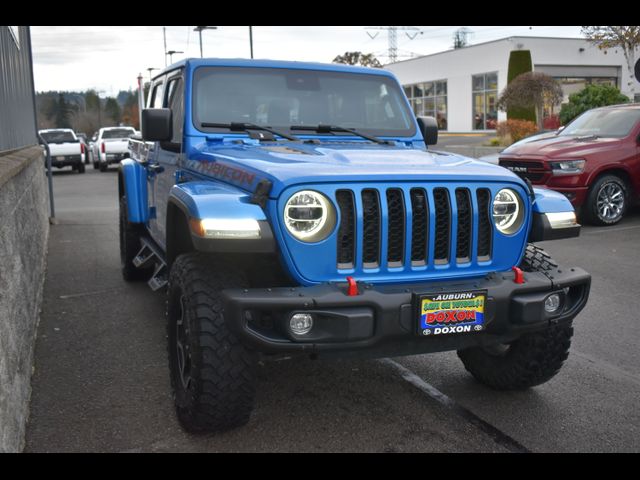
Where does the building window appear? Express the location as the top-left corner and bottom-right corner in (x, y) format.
(472, 72), (498, 130)
(404, 80), (448, 130)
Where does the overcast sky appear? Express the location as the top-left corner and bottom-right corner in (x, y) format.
(30, 26), (584, 97)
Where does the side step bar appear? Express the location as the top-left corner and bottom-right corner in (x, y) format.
(133, 237), (168, 291)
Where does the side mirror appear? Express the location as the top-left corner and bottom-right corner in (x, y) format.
(416, 116), (438, 146)
(141, 108), (172, 142)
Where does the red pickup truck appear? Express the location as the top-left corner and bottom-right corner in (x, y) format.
(499, 104), (640, 226)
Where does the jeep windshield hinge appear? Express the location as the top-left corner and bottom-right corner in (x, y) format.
(250, 179), (273, 209)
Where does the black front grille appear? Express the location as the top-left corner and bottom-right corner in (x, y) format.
(410, 188), (429, 265)
(433, 188), (450, 264)
(455, 189), (472, 262)
(336, 190), (355, 268)
(477, 189), (492, 259)
(500, 160), (547, 183)
(361, 189), (381, 267)
(334, 185), (494, 271)
(386, 189), (405, 266)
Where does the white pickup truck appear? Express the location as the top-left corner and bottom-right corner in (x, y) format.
(92, 126), (137, 172)
(39, 128), (86, 173)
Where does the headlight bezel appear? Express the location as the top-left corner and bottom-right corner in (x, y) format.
(283, 190), (336, 243)
(549, 159), (586, 176)
(492, 188), (525, 235)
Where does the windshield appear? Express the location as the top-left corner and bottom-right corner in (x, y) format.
(193, 67), (416, 138)
(102, 128), (135, 139)
(559, 108), (640, 138)
(40, 130), (76, 143)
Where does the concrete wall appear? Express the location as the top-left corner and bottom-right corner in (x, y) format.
(0, 146), (49, 452)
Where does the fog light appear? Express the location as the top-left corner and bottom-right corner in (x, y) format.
(290, 313), (313, 335)
(544, 293), (561, 313)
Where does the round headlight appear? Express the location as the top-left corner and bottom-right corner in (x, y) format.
(284, 190), (336, 242)
(493, 189), (524, 234)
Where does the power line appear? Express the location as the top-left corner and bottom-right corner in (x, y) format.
(365, 26), (423, 63)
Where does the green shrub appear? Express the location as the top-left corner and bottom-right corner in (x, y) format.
(496, 119), (538, 144)
(559, 84), (630, 125)
(506, 50), (536, 123)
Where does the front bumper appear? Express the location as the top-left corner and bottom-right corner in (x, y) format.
(222, 265), (591, 359)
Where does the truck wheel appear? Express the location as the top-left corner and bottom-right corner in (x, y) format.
(457, 244), (573, 390)
(100, 163), (108, 172)
(93, 160), (99, 170)
(167, 253), (256, 433)
(78, 162), (85, 174)
(119, 196), (152, 281)
(585, 174), (628, 226)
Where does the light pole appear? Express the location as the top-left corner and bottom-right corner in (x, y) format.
(146, 67), (160, 83)
(249, 26), (253, 59)
(166, 50), (183, 64)
(194, 26), (218, 58)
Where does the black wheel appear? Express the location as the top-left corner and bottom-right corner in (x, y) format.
(100, 163), (108, 172)
(167, 253), (256, 433)
(119, 195), (152, 281)
(585, 174), (628, 226)
(78, 162), (85, 174)
(93, 160), (99, 170)
(457, 244), (572, 390)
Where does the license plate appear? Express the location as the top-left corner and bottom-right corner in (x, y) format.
(56, 156), (65, 161)
(417, 290), (486, 336)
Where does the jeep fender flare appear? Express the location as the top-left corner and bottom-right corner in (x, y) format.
(167, 181), (275, 264)
(528, 187), (580, 242)
(118, 159), (148, 223)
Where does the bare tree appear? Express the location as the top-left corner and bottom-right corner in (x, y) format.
(497, 72), (563, 130)
(581, 26), (640, 100)
(333, 52), (382, 68)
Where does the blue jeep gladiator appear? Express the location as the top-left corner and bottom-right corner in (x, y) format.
(119, 58), (591, 433)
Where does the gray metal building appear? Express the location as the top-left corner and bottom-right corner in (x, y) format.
(0, 26), (37, 152)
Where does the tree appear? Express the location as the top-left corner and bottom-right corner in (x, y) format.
(333, 51), (382, 68)
(104, 97), (121, 125)
(497, 72), (563, 130)
(453, 28), (472, 49)
(559, 83), (630, 124)
(506, 50), (536, 122)
(581, 26), (640, 101)
(47, 93), (74, 128)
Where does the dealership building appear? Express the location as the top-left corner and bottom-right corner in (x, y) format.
(385, 36), (640, 132)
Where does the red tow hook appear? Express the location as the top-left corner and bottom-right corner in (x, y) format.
(512, 266), (525, 284)
(346, 276), (359, 296)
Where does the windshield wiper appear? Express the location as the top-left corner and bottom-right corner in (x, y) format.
(290, 124), (393, 145)
(200, 122), (300, 142)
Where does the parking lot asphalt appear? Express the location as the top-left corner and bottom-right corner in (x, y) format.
(25, 167), (640, 452)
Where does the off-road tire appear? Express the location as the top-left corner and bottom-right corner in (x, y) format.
(167, 253), (256, 433)
(119, 195), (152, 281)
(457, 244), (573, 390)
(584, 174), (628, 226)
(519, 243), (558, 273)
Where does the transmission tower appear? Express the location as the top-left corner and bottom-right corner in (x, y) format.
(365, 26), (422, 63)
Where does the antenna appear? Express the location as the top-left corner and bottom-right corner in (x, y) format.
(365, 26), (423, 63)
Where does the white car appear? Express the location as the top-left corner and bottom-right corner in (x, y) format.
(39, 128), (86, 173)
(92, 126), (137, 172)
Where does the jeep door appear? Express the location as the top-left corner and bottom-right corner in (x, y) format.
(146, 70), (185, 248)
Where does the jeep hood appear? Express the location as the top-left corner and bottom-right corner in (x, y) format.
(501, 134), (623, 159)
(189, 140), (524, 196)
